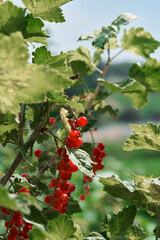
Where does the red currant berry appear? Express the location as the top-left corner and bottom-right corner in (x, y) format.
(48, 182), (52, 189)
(60, 170), (72, 181)
(53, 201), (63, 211)
(1, 207), (10, 215)
(51, 178), (61, 188)
(66, 137), (74, 148)
(49, 117), (56, 126)
(7, 234), (16, 240)
(34, 149), (42, 158)
(14, 219), (23, 228)
(59, 207), (66, 214)
(73, 137), (82, 148)
(59, 193), (68, 203)
(77, 116), (88, 127)
(45, 195), (52, 205)
(69, 183), (76, 192)
(18, 187), (29, 194)
(93, 148), (100, 156)
(69, 161), (79, 172)
(10, 227), (18, 236)
(79, 194), (86, 201)
(97, 143), (105, 150)
(21, 173), (28, 181)
(99, 151), (106, 158)
(60, 181), (70, 193)
(88, 177), (93, 183)
(54, 190), (63, 200)
(69, 130), (81, 140)
(5, 220), (13, 228)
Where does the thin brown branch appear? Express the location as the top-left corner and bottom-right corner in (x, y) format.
(156, 215), (160, 240)
(85, 57), (111, 112)
(19, 104), (24, 144)
(36, 157), (55, 176)
(0, 112), (49, 187)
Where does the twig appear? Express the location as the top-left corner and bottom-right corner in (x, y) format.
(0, 112), (49, 187)
(85, 57), (111, 112)
(36, 157), (55, 177)
(156, 215), (160, 240)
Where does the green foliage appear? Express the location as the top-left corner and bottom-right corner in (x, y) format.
(33, 46), (73, 76)
(79, 13), (137, 50)
(28, 214), (76, 240)
(123, 122), (160, 151)
(102, 205), (147, 239)
(84, 232), (106, 240)
(121, 28), (160, 59)
(0, 1), (47, 44)
(98, 78), (145, 93)
(22, 0), (72, 23)
(0, 32), (72, 115)
(66, 197), (82, 215)
(0, 1), (160, 239)
(129, 59), (160, 92)
(66, 148), (94, 178)
(69, 47), (95, 76)
(99, 174), (160, 215)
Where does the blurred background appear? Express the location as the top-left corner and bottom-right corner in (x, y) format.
(1, 0), (160, 239)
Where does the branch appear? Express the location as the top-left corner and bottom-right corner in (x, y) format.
(36, 157), (55, 176)
(0, 112), (49, 187)
(156, 215), (160, 240)
(85, 57), (111, 112)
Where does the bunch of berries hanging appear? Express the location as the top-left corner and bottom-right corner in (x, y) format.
(80, 143), (106, 201)
(44, 116), (88, 213)
(1, 207), (32, 240)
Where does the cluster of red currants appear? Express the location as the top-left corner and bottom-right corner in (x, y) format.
(1, 207), (32, 240)
(66, 116), (87, 148)
(44, 116), (88, 213)
(80, 143), (106, 201)
(92, 143), (106, 173)
(44, 147), (78, 213)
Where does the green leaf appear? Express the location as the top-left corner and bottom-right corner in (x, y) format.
(19, 139), (33, 166)
(0, 124), (19, 147)
(0, 32), (72, 115)
(99, 174), (160, 215)
(95, 104), (118, 119)
(69, 47), (95, 76)
(0, 185), (19, 211)
(93, 49), (104, 65)
(112, 13), (138, 28)
(121, 28), (160, 59)
(28, 214), (76, 240)
(24, 206), (47, 227)
(0, 123), (18, 135)
(68, 97), (84, 115)
(92, 13), (137, 49)
(68, 224), (84, 240)
(66, 148), (94, 178)
(123, 122), (160, 151)
(129, 59), (160, 92)
(125, 224), (148, 240)
(125, 91), (149, 110)
(98, 78), (145, 93)
(66, 197), (82, 215)
(81, 119), (97, 133)
(84, 232), (106, 240)
(103, 205), (137, 238)
(33, 47), (73, 76)
(0, 1), (47, 44)
(104, 37), (118, 50)
(0, 185), (41, 215)
(22, 0), (72, 23)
